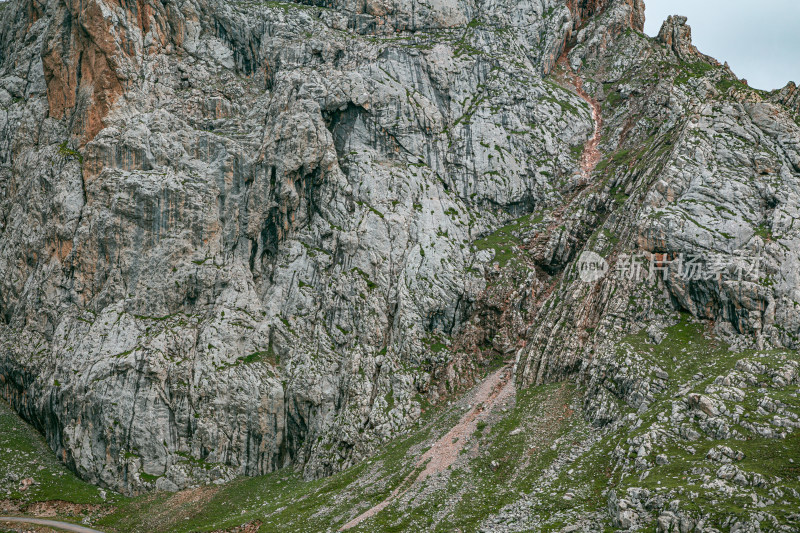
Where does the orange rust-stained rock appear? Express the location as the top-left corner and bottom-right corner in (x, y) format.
(656, 15), (715, 64)
(42, 31), (123, 144)
(41, 0), (174, 144)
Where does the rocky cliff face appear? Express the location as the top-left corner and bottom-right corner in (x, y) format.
(0, 0), (798, 511)
(514, 11), (800, 393)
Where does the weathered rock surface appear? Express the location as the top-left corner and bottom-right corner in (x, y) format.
(771, 81), (800, 115)
(656, 15), (699, 61)
(0, 0), (626, 494)
(1, 3), (799, 526)
(515, 7), (800, 391)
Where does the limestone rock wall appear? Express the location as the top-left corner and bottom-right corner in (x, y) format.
(0, 0), (645, 494)
(2, 0), (798, 499)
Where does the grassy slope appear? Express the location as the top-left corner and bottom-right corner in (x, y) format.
(96, 379), (579, 533)
(0, 399), (110, 505)
(521, 316), (800, 530)
(1, 319), (798, 532)
(0, 377), (581, 533)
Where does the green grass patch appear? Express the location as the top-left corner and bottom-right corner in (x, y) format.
(0, 399), (114, 504)
(473, 211), (547, 267)
(57, 141), (83, 163)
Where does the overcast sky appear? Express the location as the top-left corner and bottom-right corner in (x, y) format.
(643, 0), (799, 90)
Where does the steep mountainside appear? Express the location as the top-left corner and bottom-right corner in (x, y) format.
(1, 0), (799, 530)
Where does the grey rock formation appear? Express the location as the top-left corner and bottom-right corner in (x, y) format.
(771, 81), (800, 115)
(515, 5), (800, 391)
(656, 15), (698, 61)
(1, 2), (799, 525)
(0, 0), (635, 494)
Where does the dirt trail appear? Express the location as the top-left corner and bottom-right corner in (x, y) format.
(571, 73), (604, 180)
(340, 366), (515, 531)
(556, 53), (604, 182)
(0, 516), (106, 532)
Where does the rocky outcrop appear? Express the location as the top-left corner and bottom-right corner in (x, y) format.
(567, 0), (644, 33)
(655, 14), (721, 68)
(561, 0), (645, 73)
(514, 14), (800, 392)
(771, 81), (800, 114)
(656, 15), (698, 61)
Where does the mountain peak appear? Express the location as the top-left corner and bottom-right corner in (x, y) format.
(657, 15), (701, 61)
(771, 81), (800, 113)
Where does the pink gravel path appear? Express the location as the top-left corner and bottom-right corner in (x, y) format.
(340, 366), (514, 530)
